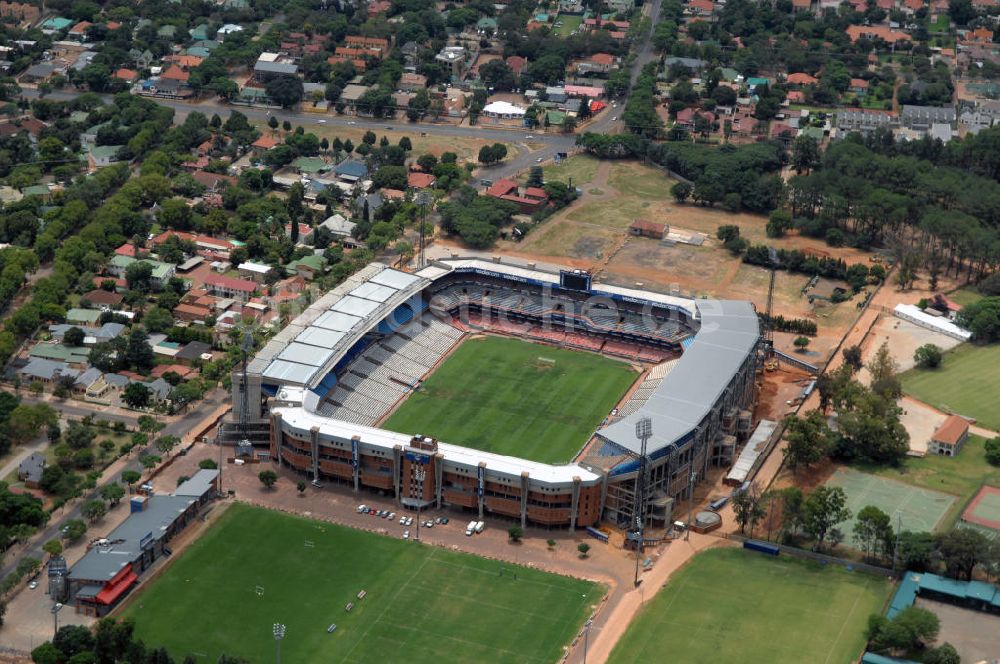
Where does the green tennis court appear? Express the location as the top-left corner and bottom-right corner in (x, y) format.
(825, 468), (956, 538)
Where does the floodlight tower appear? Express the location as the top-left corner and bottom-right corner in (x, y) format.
(238, 325), (255, 443)
(272, 623), (286, 664)
(632, 417), (651, 587)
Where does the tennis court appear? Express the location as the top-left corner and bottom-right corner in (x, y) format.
(961, 485), (1000, 533)
(826, 468), (956, 538)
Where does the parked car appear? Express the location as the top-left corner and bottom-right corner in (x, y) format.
(357, 504), (368, 513)
(28, 581), (37, 590)
(403, 530), (410, 539)
(399, 515), (406, 524)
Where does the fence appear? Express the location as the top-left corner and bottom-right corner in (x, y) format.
(727, 533), (896, 578)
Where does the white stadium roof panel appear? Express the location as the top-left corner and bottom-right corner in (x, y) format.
(331, 295), (382, 318)
(312, 310), (361, 332)
(350, 282), (397, 303)
(295, 326), (346, 349)
(277, 342), (335, 367)
(369, 268), (421, 290)
(262, 358), (318, 384)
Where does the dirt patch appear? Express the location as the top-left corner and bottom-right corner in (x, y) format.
(571, 235), (609, 260)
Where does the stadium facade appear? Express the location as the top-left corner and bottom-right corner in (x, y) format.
(230, 257), (760, 530)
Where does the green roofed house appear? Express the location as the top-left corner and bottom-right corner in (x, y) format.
(66, 308), (102, 325)
(29, 343), (91, 365)
(157, 24), (177, 39)
(747, 77), (770, 89)
(69, 111), (90, 124)
(546, 110), (566, 126)
(477, 17), (498, 32)
(189, 23), (210, 41)
(20, 184), (50, 199)
(799, 126), (824, 140)
(235, 86), (272, 106)
(192, 40), (220, 51)
(291, 156), (328, 174)
(107, 255), (177, 287)
(42, 17), (73, 31)
(185, 47), (211, 59)
(285, 254), (328, 280)
(719, 67), (741, 83)
(89, 145), (123, 168)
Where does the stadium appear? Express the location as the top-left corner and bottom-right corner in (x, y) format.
(226, 256), (761, 531)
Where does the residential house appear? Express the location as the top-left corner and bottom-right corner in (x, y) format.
(284, 255), (327, 280)
(929, 415), (970, 456)
(629, 219), (667, 239)
(107, 255), (176, 288)
(253, 53), (299, 82)
(836, 108), (898, 134)
(66, 308), (102, 326)
(237, 261), (275, 283)
(319, 213), (356, 240)
(901, 105), (956, 130)
(0, 2), (41, 26)
(73, 367), (103, 396)
(399, 73), (427, 92)
(482, 100), (526, 120)
(18, 358), (77, 384)
(485, 179), (549, 214)
(334, 159), (369, 185)
(251, 134), (280, 154)
(174, 341), (213, 365)
(191, 170), (237, 192)
(435, 46), (468, 81)
(575, 52), (616, 75)
(407, 172), (436, 190)
(29, 343), (91, 366)
(17, 452), (46, 488)
(88, 145), (123, 168)
(204, 274), (257, 302)
(849, 78), (869, 95)
(786, 72), (818, 86)
(846, 25), (912, 44)
(114, 68), (139, 84)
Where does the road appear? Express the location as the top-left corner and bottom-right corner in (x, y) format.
(8, 392), (140, 427)
(0, 388), (228, 582)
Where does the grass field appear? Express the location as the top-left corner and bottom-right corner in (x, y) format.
(859, 435), (1000, 530)
(540, 154), (599, 186)
(825, 468), (955, 538)
(608, 547), (891, 664)
(946, 288), (982, 308)
(121, 505), (601, 663)
(553, 14), (582, 36)
(383, 336), (636, 463)
(901, 344), (1000, 431)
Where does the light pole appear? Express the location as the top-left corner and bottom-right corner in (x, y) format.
(633, 417), (651, 587)
(685, 470), (697, 542)
(415, 191), (431, 268)
(582, 618), (593, 664)
(272, 622), (285, 664)
(414, 466), (426, 541)
(51, 602), (63, 637)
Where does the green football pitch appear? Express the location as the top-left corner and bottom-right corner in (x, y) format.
(382, 335), (637, 463)
(901, 343), (1000, 431)
(608, 548), (891, 664)
(120, 505), (601, 663)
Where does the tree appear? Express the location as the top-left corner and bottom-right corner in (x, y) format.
(853, 505), (893, 562)
(126, 328), (155, 373)
(732, 482), (767, 534)
(867, 342), (900, 399)
(913, 344), (943, 369)
(62, 518), (87, 542)
(526, 166), (544, 188)
(63, 326), (86, 347)
(399, 136), (412, 151)
(43, 539), (63, 557)
(577, 542), (590, 558)
(124, 261), (154, 292)
(65, 422), (96, 450)
(82, 499), (107, 523)
(53, 624), (95, 659)
(259, 469), (278, 489)
(783, 411), (831, 471)
(508, 525), (523, 542)
(897, 530), (936, 571)
(793, 336), (810, 350)
(99, 483), (125, 506)
(199, 459), (219, 470)
(924, 643), (960, 664)
(121, 470), (141, 488)
(266, 76), (304, 108)
(842, 345), (863, 372)
(791, 136), (821, 174)
(766, 210), (792, 238)
(936, 528), (990, 580)
(671, 181), (692, 202)
(985, 437), (1000, 466)
(803, 486), (851, 550)
(31, 643), (62, 664)
(868, 605), (940, 654)
(547, 538), (556, 549)
(297, 481), (306, 495)
(122, 383), (151, 409)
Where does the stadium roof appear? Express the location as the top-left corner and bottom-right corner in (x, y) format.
(597, 299), (759, 455)
(273, 407), (600, 485)
(252, 264), (427, 389)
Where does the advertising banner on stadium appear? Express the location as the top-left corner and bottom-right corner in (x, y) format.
(477, 465), (485, 497)
(351, 439), (358, 469)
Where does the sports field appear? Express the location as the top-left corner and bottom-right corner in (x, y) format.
(383, 336), (637, 463)
(608, 547), (891, 664)
(901, 343), (1000, 431)
(121, 505), (600, 663)
(825, 468), (956, 537)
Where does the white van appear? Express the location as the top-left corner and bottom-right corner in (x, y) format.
(474, 521), (485, 534)
(465, 520), (477, 536)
